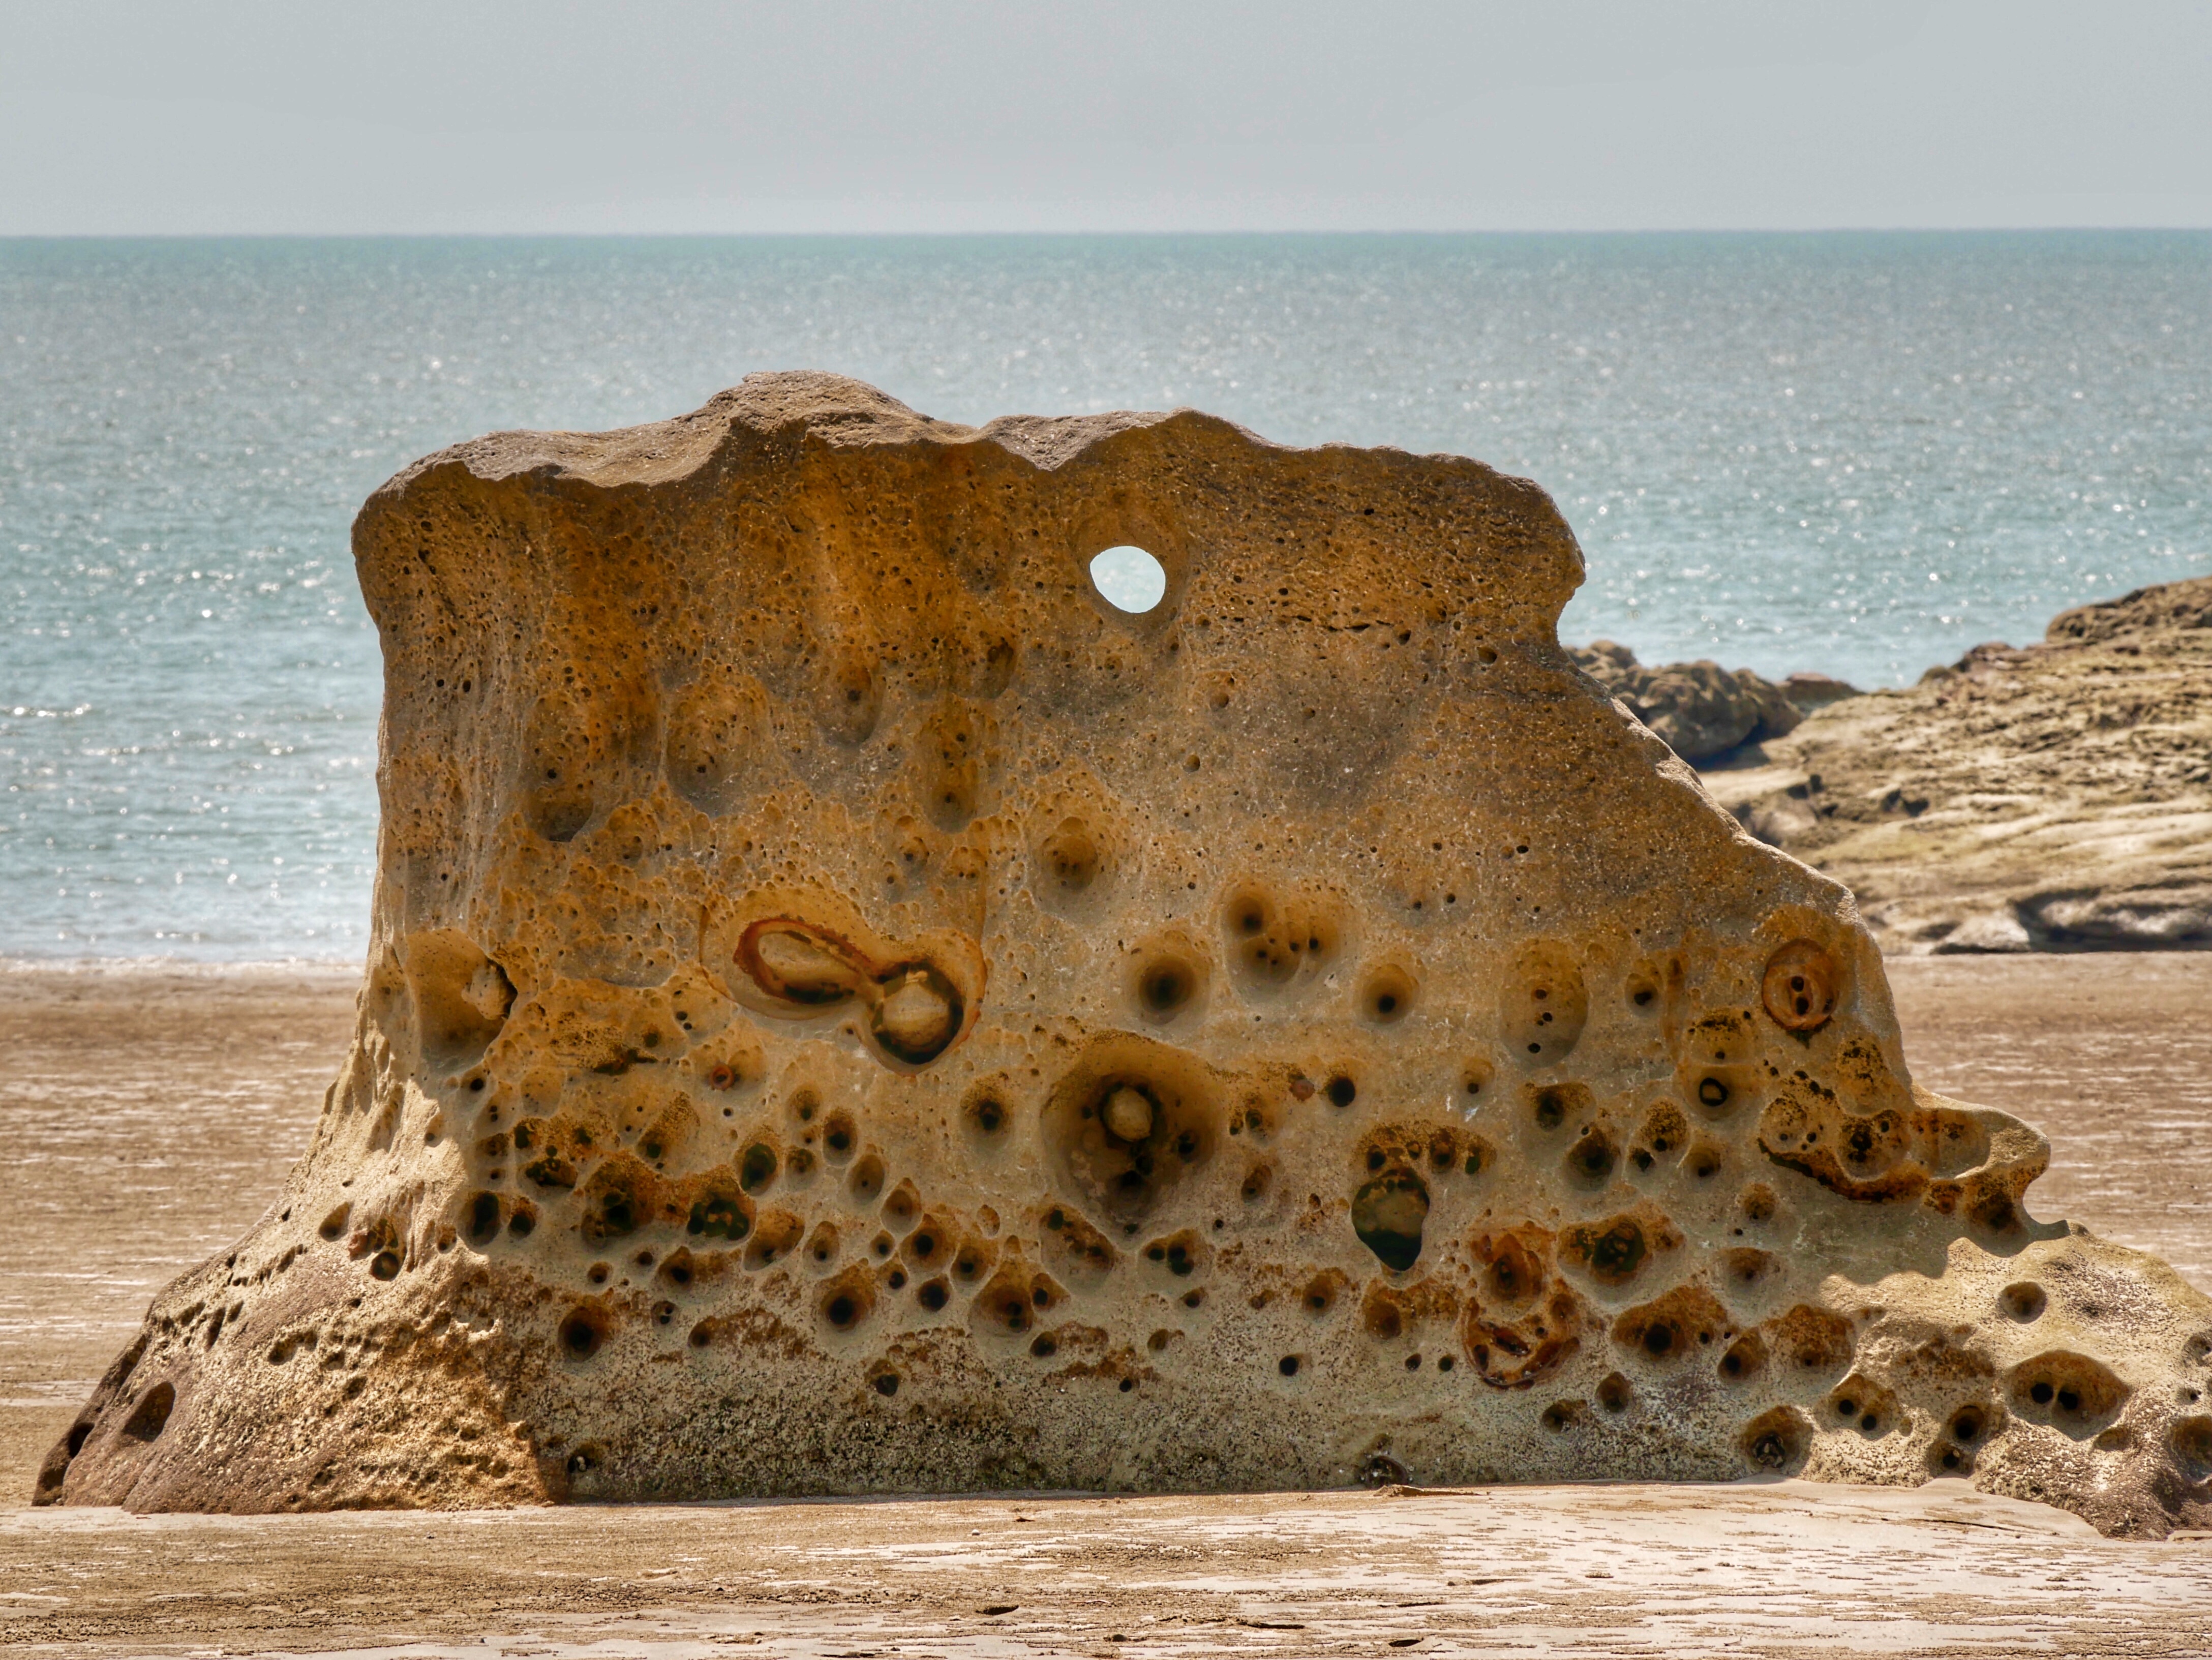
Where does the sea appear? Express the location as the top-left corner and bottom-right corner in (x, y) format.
(3, 233), (2207, 962)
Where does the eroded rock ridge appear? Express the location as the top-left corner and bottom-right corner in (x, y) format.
(1713, 575), (2212, 952)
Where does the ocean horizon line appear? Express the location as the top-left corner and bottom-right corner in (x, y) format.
(7, 226), (2212, 246)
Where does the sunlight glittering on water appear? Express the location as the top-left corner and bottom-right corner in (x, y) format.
(3, 233), (2206, 957)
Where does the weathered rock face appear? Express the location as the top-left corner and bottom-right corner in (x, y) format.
(41, 375), (2212, 1533)
(1569, 642), (1822, 763)
(1711, 576), (2212, 953)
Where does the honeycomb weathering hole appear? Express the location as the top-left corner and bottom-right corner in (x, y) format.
(2002, 1281), (2047, 1321)
(734, 918), (971, 1070)
(1351, 1168), (1429, 1272)
(52, 373), (2212, 1533)
(1501, 943), (1589, 1062)
(1087, 545), (1167, 615)
(558, 1308), (608, 1362)
(1761, 939), (1839, 1033)
(1042, 1036), (1220, 1228)
(1360, 964), (1417, 1026)
(1133, 948), (1204, 1024)
(1741, 1406), (1811, 1473)
(2008, 1350), (2131, 1435)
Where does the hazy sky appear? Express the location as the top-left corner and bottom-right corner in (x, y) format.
(5, 0), (2209, 234)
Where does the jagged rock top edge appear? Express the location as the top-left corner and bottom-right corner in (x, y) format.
(369, 368), (1556, 503)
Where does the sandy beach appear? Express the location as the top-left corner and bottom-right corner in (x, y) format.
(2, 952), (2207, 1655)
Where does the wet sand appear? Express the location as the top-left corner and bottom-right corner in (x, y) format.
(2, 953), (2208, 1656)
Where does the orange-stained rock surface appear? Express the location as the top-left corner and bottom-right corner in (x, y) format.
(39, 374), (2212, 1534)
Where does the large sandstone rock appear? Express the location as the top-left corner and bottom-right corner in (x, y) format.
(40, 376), (2212, 1534)
(1711, 576), (2212, 953)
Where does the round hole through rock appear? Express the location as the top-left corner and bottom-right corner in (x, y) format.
(1087, 545), (1167, 615)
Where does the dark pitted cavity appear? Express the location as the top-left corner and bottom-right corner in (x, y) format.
(558, 1309), (607, 1361)
(1352, 1168), (1430, 1273)
(465, 1191), (501, 1247)
(1741, 1407), (1810, 1473)
(971, 1095), (1006, 1135)
(882, 1182), (920, 1231)
(1361, 965), (1416, 1025)
(1568, 1217), (1647, 1285)
(1138, 957), (1198, 1019)
(2002, 1281), (2047, 1321)
(739, 1143), (778, 1193)
(1566, 1127), (1618, 1185)
(688, 1191), (750, 1241)
(1041, 1039), (1221, 1226)
(822, 1286), (865, 1330)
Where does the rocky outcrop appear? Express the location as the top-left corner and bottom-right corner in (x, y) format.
(39, 377), (2212, 1536)
(1709, 577), (2212, 954)
(1570, 643), (1840, 763)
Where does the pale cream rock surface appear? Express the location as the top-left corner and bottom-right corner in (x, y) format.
(1710, 574), (2212, 952)
(39, 375), (2212, 1534)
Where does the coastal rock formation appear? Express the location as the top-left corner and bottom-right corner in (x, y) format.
(39, 375), (2212, 1534)
(1710, 576), (2212, 953)
(1569, 642), (1837, 763)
